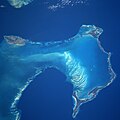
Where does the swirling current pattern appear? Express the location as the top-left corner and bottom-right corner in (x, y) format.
(0, 25), (116, 120)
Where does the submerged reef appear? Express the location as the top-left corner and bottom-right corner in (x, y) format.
(7, 0), (33, 8)
(0, 25), (116, 120)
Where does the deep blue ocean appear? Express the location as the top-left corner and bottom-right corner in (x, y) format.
(0, 0), (120, 120)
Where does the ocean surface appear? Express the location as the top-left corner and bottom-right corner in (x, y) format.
(0, 0), (120, 120)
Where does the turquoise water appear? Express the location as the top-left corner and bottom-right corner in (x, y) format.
(0, 25), (116, 120)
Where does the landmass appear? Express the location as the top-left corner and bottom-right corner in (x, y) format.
(4, 35), (27, 46)
(7, 0), (33, 8)
(0, 25), (116, 120)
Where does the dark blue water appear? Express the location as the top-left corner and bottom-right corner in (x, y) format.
(0, 0), (120, 120)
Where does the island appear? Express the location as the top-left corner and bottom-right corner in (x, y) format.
(0, 25), (116, 120)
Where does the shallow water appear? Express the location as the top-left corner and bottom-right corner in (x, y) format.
(0, 25), (116, 120)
